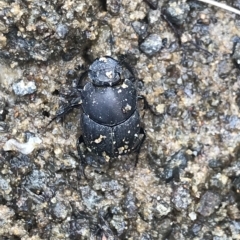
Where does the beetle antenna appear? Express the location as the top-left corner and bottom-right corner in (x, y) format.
(47, 98), (82, 126)
(118, 54), (136, 82)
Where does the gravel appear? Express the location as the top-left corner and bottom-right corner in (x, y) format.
(164, 0), (190, 25)
(196, 191), (222, 217)
(0, 0), (240, 239)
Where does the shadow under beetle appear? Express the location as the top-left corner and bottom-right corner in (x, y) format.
(51, 56), (146, 175)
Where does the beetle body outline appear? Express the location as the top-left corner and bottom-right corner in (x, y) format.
(52, 56), (145, 171)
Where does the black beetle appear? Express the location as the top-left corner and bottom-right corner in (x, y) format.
(52, 56), (146, 173)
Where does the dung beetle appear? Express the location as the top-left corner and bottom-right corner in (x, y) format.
(51, 56), (146, 174)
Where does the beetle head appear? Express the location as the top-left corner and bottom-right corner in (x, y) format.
(88, 56), (122, 86)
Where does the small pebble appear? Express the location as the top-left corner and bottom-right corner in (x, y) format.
(197, 191), (221, 216)
(132, 21), (148, 37)
(12, 80), (37, 96)
(217, 60), (233, 79)
(140, 34), (162, 56)
(23, 170), (46, 194)
(56, 24), (69, 39)
(51, 201), (69, 221)
(172, 185), (191, 210)
(107, 0), (122, 15)
(165, 1), (190, 25)
(148, 9), (161, 24)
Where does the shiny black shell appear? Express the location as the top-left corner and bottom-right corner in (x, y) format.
(81, 79), (137, 126)
(81, 57), (141, 158)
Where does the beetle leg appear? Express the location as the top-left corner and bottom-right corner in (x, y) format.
(137, 95), (158, 116)
(76, 71), (88, 90)
(161, 8), (181, 45)
(133, 127), (146, 167)
(143, 0), (158, 10)
(48, 97), (82, 126)
(76, 136), (108, 178)
(48, 69), (86, 126)
(118, 54), (136, 82)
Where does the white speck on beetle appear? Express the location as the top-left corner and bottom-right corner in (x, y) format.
(106, 71), (113, 79)
(87, 147), (92, 152)
(99, 57), (107, 62)
(118, 147), (124, 154)
(102, 151), (110, 162)
(122, 82), (128, 88)
(122, 104), (131, 113)
(94, 135), (106, 144)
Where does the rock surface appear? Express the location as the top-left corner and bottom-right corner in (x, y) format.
(0, 0), (240, 239)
